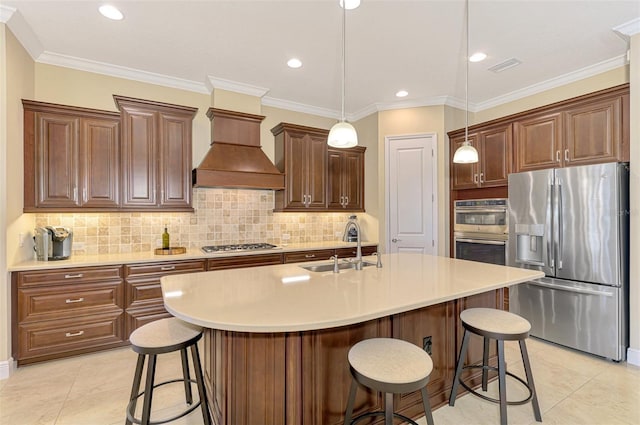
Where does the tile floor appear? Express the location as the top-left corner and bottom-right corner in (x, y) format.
(1, 337), (639, 425)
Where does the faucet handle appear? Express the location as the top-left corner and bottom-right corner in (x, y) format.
(375, 251), (383, 268)
(330, 255), (340, 274)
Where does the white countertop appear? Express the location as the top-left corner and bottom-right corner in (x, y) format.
(161, 253), (544, 333)
(8, 241), (377, 272)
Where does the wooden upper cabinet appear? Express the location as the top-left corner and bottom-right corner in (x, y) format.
(114, 95), (197, 211)
(23, 100), (120, 211)
(450, 124), (510, 190)
(513, 111), (563, 172)
(272, 123), (328, 211)
(327, 147), (366, 211)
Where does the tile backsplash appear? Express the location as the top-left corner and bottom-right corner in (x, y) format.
(35, 188), (357, 255)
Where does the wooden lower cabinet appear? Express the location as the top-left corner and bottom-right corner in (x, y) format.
(204, 289), (502, 425)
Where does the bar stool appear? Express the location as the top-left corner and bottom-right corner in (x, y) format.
(449, 308), (542, 425)
(344, 338), (435, 425)
(125, 317), (211, 425)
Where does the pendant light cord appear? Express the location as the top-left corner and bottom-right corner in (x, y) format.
(465, 0), (469, 143)
(341, 2), (346, 122)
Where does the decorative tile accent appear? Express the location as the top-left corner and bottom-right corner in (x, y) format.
(34, 188), (355, 255)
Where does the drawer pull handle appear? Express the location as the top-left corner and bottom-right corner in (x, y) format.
(161, 266), (176, 271)
(65, 297), (85, 304)
(64, 274), (83, 279)
(65, 331), (84, 338)
(305, 254), (316, 258)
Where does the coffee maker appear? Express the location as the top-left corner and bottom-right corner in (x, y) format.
(34, 226), (73, 261)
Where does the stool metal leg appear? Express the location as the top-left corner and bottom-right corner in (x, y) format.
(384, 392), (393, 425)
(497, 340), (507, 425)
(420, 387), (435, 425)
(344, 378), (358, 425)
(520, 340), (542, 422)
(141, 354), (157, 425)
(191, 343), (212, 425)
(482, 337), (490, 391)
(126, 354), (146, 425)
(180, 348), (193, 405)
(449, 329), (470, 406)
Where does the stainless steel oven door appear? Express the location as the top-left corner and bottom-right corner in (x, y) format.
(454, 234), (507, 266)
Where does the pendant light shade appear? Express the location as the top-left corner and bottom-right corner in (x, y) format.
(328, 122), (358, 148)
(452, 0), (478, 164)
(329, 0), (358, 148)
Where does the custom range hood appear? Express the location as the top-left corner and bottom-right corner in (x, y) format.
(192, 108), (284, 189)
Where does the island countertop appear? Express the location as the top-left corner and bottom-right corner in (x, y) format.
(161, 253), (543, 332)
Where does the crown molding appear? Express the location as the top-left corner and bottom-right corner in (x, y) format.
(475, 54), (627, 111)
(262, 96), (339, 120)
(37, 52), (209, 94)
(614, 17), (640, 36)
(207, 76), (270, 98)
(1, 5), (44, 59)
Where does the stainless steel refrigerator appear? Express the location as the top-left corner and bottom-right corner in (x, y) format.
(507, 162), (629, 361)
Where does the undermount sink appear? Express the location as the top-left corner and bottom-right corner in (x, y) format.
(300, 261), (375, 273)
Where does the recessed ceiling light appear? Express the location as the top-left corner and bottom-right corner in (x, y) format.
(469, 52), (487, 62)
(287, 58), (302, 69)
(99, 5), (124, 21)
(340, 0), (361, 10)
(396, 90), (409, 98)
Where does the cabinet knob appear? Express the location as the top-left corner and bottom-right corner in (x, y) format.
(479, 173), (484, 184)
(556, 150), (561, 163)
(473, 174), (479, 184)
(564, 149), (569, 162)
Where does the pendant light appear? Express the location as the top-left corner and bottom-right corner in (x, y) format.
(328, 0), (358, 148)
(452, 0), (478, 164)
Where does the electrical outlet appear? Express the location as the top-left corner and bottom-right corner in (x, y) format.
(74, 242), (85, 250)
(19, 233), (25, 247)
(335, 231), (342, 237)
(423, 336), (433, 356)
(281, 233), (290, 240)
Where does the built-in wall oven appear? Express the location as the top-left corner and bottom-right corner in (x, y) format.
(454, 199), (508, 265)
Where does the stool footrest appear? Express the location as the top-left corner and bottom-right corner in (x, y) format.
(126, 378), (202, 425)
(348, 411), (420, 425)
(459, 365), (534, 406)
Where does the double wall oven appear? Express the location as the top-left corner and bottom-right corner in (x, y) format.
(453, 199), (508, 265)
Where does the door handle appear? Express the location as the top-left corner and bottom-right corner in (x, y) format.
(479, 173), (484, 184)
(473, 174), (479, 184)
(391, 238), (402, 243)
(556, 150), (561, 163)
(564, 149), (569, 162)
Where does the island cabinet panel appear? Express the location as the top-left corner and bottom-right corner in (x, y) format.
(296, 318), (391, 425)
(392, 301), (457, 415)
(12, 265), (126, 365)
(124, 259), (205, 337)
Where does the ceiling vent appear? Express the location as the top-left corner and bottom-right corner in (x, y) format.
(488, 58), (522, 73)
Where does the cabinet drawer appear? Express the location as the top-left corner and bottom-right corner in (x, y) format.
(335, 246), (378, 258)
(125, 260), (205, 277)
(125, 306), (172, 337)
(18, 281), (123, 322)
(125, 277), (164, 309)
(17, 312), (125, 362)
(207, 253), (283, 270)
(283, 249), (335, 263)
(17, 266), (123, 287)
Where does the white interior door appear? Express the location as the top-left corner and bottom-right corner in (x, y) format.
(386, 134), (437, 254)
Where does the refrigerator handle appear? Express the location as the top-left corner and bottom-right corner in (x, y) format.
(547, 179), (554, 268)
(528, 279), (614, 297)
(557, 178), (563, 269)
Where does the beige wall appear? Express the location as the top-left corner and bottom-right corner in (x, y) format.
(628, 34), (639, 363)
(2, 24), (36, 374)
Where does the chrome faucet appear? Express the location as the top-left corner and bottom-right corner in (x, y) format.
(342, 215), (362, 270)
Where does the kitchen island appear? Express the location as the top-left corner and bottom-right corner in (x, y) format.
(161, 253), (543, 425)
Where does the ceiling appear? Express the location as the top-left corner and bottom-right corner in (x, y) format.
(2, 1), (638, 120)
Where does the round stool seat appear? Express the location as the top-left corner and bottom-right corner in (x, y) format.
(460, 308), (531, 341)
(129, 318), (203, 355)
(349, 338), (433, 393)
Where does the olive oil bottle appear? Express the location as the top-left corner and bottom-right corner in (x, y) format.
(162, 226), (170, 250)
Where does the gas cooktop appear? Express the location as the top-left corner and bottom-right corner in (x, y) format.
(201, 243), (280, 253)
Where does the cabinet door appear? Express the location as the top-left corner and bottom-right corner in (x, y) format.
(35, 112), (80, 207)
(479, 123), (511, 187)
(158, 111), (192, 208)
(450, 133), (479, 190)
(326, 150), (344, 209)
(283, 132), (308, 209)
(120, 107), (158, 208)
(514, 112), (562, 172)
(306, 134), (328, 209)
(342, 150), (364, 210)
(564, 96), (622, 166)
(80, 117), (120, 207)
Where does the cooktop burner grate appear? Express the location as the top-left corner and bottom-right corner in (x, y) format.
(201, 243), (279, 253)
